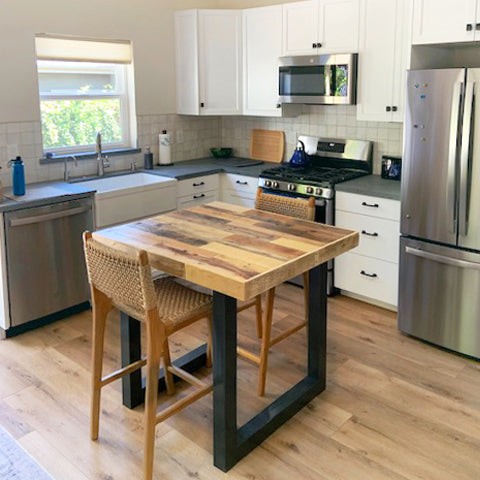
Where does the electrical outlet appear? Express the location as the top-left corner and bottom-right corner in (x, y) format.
(176, 130), (184, 144)
(7, 144), (19, 159)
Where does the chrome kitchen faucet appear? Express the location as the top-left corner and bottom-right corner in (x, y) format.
(96, 132), (111, 176)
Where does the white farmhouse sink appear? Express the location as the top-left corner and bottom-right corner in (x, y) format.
(76, 173), (177, 228)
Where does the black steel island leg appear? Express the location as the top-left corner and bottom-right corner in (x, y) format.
(212, 262), (328, 472)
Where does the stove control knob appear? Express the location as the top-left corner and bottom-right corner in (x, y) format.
(264, 180), (272, 187)
(315, 187), (323, 196)
(272, 181), (279, 188)
(306, 186), (314, 194)
(288, 184), (297, 191)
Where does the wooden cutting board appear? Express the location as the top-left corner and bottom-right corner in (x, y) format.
(249, 129), (285, 163)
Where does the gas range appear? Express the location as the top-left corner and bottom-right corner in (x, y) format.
(258, 136), (373, 200)
(258, 165), (368, 199)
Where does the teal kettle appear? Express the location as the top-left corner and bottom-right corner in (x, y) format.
(289, 140), (309, 167)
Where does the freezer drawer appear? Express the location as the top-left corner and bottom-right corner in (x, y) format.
(398, 237), (480, 358)
(4, 198), (93, 327)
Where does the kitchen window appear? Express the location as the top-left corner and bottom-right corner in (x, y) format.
(35, 35), (136, 155)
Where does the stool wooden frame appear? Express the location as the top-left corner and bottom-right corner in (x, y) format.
(83, 232), (213, 480)
(237, 189), (315, 396)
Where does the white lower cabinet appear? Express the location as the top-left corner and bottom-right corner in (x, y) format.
(335, 191), (400, 309)
(176, 174), (219, 209)
(221, 173), (257, 207)
(335, 252), (399, 307)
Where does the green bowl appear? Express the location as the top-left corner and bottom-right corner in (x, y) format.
(210, 147), (233, 159)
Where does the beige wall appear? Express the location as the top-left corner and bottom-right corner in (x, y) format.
(0, 0), (219, 123)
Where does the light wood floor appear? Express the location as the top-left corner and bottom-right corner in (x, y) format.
(0, 284), (479, 480)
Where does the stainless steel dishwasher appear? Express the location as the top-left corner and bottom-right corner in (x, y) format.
(4, 196), (93, 330)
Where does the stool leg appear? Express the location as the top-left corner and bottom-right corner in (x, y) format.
(162, 337), (175, 395)
(303, 271), (310, 324)
(90, 287), (111, 441)
(255, 294), (263, 338)
(258, 288), (275, 397)
(144, 311), (162, 480)
(206, 315), (213, 368)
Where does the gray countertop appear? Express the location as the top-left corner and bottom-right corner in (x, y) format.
(149, 157), (278, 180)
(336, 175), (401, 201)
(0, 182), (96, 213)
(0, 162), (401, 215)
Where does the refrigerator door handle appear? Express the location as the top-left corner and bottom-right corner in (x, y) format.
(447, 81), (463, 235)
(459, 81), (475, 237)
(405, 246), (480, 270)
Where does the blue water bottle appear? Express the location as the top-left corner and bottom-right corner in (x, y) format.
(9, 156), (26, 196)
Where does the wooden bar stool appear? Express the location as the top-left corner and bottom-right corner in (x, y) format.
(237, 188), (315, 396)
(83, 232), (213, 480)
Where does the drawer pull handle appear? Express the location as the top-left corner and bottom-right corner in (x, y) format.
(361, 201), (379, 208)
(361, 230), (378, 237)
(236, 180), (248, 185)
(360, 270), (377, 278)
(193, 194), (205, 199)
(193, 181), (205, 187)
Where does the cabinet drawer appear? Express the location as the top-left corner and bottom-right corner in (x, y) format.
(336, 211), (400, 263)
(336, 191), (400, 221)
(176, 190), (218, 209)
(222, 173), (258, 195)
(222, 190), (256, 208)
(335, 252), (398, 306)
(177, 174), (219, 197)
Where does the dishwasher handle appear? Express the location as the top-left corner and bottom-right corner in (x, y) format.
(9, 205), (92, 228)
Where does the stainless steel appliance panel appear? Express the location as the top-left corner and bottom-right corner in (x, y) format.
(458, 68), (480, 251)
(398, 236), (480, 358)
(401, 68), (465, 245)
(279, 54), (357, 105)
(5, 198), (93, 327)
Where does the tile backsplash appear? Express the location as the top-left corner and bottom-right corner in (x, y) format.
(0, 106), (402, 186)
(222, 105), (404, 175)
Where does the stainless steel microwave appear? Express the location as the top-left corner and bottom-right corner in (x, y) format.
(279, 53), (357, 105)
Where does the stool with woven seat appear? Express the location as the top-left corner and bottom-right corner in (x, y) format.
(237, 188), (315, 396)
(83, 232), (213, 480)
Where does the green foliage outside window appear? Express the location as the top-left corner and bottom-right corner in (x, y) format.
(40, 98), (122, 149)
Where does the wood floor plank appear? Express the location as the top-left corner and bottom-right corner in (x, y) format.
(0, 286), (479, 480)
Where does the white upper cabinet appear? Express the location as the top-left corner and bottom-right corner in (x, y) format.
(282, 0), (359, 56)
(357, 0), (410, 122)
(175, 10), (200, 115)
(175, 10), (242, 115)
(243, 5), (283, 116)
(412, 0), (478, 45)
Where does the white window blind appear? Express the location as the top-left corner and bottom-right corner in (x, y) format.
(35, 35), (132, 64)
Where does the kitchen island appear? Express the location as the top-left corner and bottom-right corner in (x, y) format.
(93, 201), (358, 471)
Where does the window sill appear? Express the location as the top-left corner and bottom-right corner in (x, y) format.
(39, 147), (142, 164)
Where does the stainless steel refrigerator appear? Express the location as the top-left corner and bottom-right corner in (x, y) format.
(399, 68), (480, 359)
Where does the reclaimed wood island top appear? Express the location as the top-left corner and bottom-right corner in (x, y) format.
(93, 201), (358, 300)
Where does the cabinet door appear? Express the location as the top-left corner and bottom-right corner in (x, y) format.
(282, 0), (319, 55)
(243, 6), (283, 116)
(357, 0), (409, 122)
(175, 10), (200, 115)
(412, 0), (477, 45)
(198, 10), (242, 115)
(318, 0), (359, 53)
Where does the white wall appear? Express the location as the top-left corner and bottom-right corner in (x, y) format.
(0, 0), (219, 123)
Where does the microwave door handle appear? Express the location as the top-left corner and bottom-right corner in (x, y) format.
(447, 81), (463, 235)
(459, 81), (475, 237)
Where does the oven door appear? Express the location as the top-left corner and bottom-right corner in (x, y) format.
(279, 54), (357, 105)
